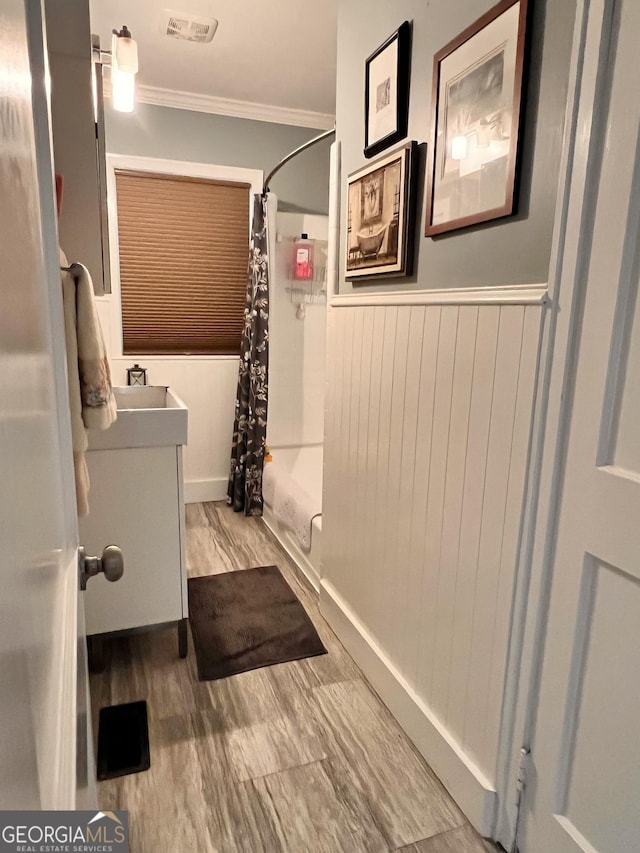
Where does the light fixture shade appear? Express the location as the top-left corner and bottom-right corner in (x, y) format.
(111, 66), (135, 112)
(111, 29), (138, 113)
(115, 35), (138, 74)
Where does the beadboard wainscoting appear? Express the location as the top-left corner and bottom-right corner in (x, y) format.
(320, 299), (544, 835)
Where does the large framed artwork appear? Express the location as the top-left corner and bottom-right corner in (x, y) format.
(346, 141), (417, 281)
(364, 21), (412, 159)
(425, 0), (529, 236)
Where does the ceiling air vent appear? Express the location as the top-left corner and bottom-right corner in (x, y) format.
(162, 10), (219, 43)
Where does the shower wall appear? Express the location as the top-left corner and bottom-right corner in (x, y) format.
(267, 210), (329, 450)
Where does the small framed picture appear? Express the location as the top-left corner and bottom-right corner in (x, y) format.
(425, 0), (530, 236)
(346, 141), (418, 282)
(364, 21), (412, 159)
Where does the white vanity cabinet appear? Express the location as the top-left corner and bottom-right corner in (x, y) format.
(79, 387), (188, 656)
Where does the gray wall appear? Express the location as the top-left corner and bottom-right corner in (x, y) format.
(105, 103), (331, 214)
(337, 0), (577, 293)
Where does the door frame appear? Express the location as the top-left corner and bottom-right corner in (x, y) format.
(27, 0), (95, 808)
(492, 0), (617, 846)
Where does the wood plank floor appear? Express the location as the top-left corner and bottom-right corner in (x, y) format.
(90, 501), (492, 853)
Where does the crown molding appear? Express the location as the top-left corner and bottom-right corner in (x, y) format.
(127, 82), (335, 130)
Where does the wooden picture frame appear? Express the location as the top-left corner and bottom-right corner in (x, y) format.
(425, 0), (529, 236)
(346, 141), (418, 282)
(364, 21), (412, 159)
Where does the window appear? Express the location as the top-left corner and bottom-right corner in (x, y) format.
(114, 169), (250, 355)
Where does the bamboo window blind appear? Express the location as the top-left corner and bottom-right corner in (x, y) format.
(115, 169), (250, 355)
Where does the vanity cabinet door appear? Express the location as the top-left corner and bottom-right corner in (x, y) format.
(80, 446), (184, 634)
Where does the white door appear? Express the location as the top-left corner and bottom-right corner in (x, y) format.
(0, 0), (94, 809)
(523, 0), (640, 849)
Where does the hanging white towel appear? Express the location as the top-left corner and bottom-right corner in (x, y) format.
(73, 261), (117, 429)
(61, 250), (116, 515)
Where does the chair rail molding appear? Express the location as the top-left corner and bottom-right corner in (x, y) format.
(330, 283), (549, 308)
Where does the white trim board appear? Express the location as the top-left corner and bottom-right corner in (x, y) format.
(319, 579), (497, 837)
(106, 152), (263, 185)
(492, 1), (616, 848)
(56, 552), (80, 809)
(184, 477), (228, 505)
(105, 80), (335, 130)
(331, 283), (549, 308)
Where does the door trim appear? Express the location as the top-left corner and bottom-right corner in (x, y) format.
(492, 0), (618, 846)
(27, 0), (92, 808)
(53, 553), (80, 809)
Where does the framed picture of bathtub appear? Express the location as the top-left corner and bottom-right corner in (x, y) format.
(425, 0), (530, 236)
(346, 141), (417, 281)
(364, 21), (412, 159)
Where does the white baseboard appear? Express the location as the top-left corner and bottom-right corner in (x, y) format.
(319, 579), (497, 837)
(184, 477), (228, 504)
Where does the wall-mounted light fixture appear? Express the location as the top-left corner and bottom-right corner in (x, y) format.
(92, 25), (139, 114)
(110, 26), (138, 112)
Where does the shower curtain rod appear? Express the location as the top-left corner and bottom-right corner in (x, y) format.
(263, 125), (336, 195)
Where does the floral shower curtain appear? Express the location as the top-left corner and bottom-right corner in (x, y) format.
(227, 193), (270, 516)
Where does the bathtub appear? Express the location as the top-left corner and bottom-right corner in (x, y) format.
(357, 225), (387, 258)
(262, 444), (323, 592)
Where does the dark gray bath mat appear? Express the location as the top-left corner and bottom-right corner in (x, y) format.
(188, 566), (327, 681)
(97, 700), (150, 781)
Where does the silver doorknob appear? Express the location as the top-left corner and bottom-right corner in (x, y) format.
(79, 545), (124, 590)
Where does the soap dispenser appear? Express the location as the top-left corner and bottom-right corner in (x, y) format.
(292, 233), (314, 281)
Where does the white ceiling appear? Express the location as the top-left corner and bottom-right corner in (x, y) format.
(89, 0), (337, 120)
